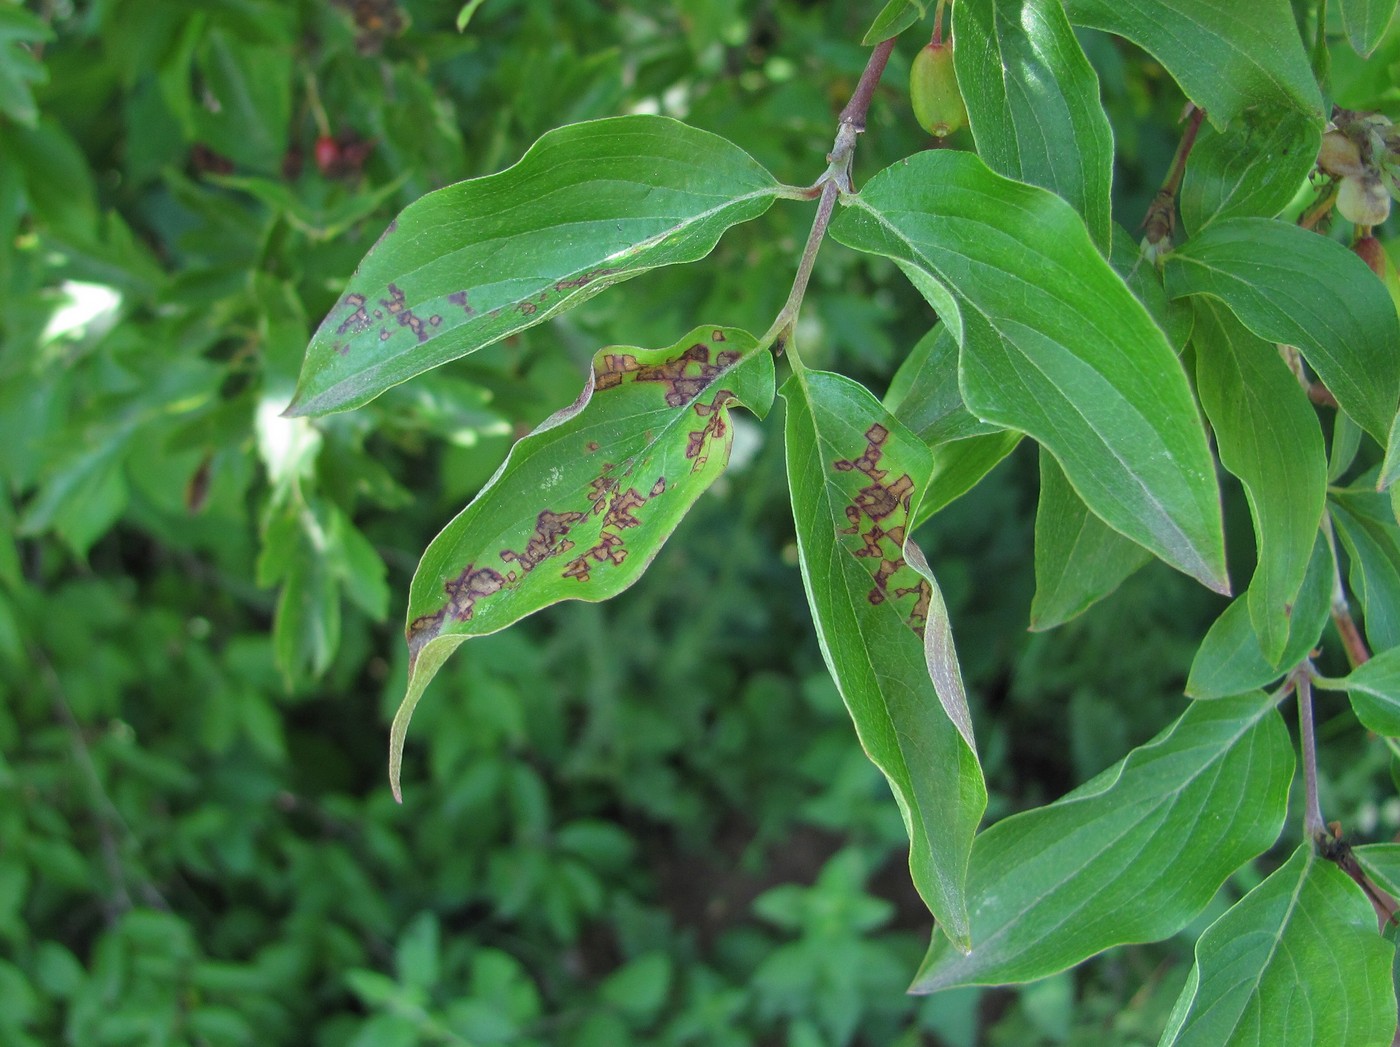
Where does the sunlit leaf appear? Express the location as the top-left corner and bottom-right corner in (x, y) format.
(784, 367), (985, 948)
(1164, 218), (1400, 442)
(1160, 845), (1396, 1046)
(1031, 452), (1150, 631)
(1061, 0), (1323, 127)
(1193, 302), (1326, 664)
(832, 152), (1227, 592)
(911, 693), (1292, 991)
(288, 117), (783, 416)
(954, 0), (1114, 251)
(392, 327), (775, 798)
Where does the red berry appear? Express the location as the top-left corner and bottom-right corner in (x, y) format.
(314, 135), (341, 175)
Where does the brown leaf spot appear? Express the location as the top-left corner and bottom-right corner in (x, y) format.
(562, 531), (627, 582)
(381, 283), (431, 343)
(650, 477), (666, 498)
(448, 291), (475, 316)
(443, 564), (506, 621)
(501, 510), (587, 574)
(604, 487), (647, 530)
(336, 292), (373, 337)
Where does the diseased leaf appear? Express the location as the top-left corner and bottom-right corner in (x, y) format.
(1336, 644), (1400, 735)
(1164, 218), (1400, 442)
(1180, 110), (1321, 237)
(1160, 846), (1396, 1046)
(1193, 302), (1326, 664)
(911, 693), (1292, 991)
(1061, 0), (1323, 127)
(832, 152), (1227, 592)
(1340, 0), (1400, 56)
(393, 327), (775, 797)
(1186, 532), (1333, 698)
(1031, 452), (1151, 631)
(953, 0), (1114, 251)
(784, 367), (985, 949)
(288, 117), (783, 416)
(1332, 491), (1400, 652)
(862, 0), (928, 45)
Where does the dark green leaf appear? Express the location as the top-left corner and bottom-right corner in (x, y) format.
(1061, 0), (1323, 127)
(1164, 218), (1400, 442)
(953, 0), (1114, 251)
(1111, 224), (1193, 352)
(911, 693), (1292, 991)
(1332, 491), (1400, 652)
(1160, 845), (1396, 1046)
(1354, 843), (1400, 896)
(1336, 644), (1400, 735)
(784, 367), (985, 948)
(1179, 110), (1322, 236)
(191, 29), (292, 174)
(1186, 532), (1333, 698)
(393, 327), (775, 798)
(1193, 302), (1326, 664)
(1030, 453), (1150, 631)
(862, 0), (928, 45)
(832, 152), (1227, 592)
(1340, 0), (1400, 56)
(288, 117), (783, 416)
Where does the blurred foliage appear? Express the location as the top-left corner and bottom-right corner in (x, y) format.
(4, 0), (1395, 1044)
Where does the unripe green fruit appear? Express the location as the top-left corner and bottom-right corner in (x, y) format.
(910, 42), (967, 138)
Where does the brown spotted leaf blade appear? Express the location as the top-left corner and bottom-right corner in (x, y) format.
(392, 327), (775, 798)
(286, 116), (783, 416)
(784, 367), (985, 950)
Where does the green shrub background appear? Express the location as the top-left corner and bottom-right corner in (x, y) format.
(5, 1), (1384, 1043)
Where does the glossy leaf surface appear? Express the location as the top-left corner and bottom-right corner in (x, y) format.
(288, 116), (782, 416)
(1193, 303), (1326, 664)
(1061, 0), (1323, 126)
(1179, 111), (1321, 237)
(393, 327), (775, 797)
(832, 152), (1227, 592)
(953, 0), (1113, 251)
(912, 693), (1292, 991)
(784, 367), (985, 949)
(1160, 846), (1396, 1046)
(1164, 217), (1400, 442)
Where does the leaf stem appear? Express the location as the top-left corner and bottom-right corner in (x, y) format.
(1141, 104), (1205, 253)
(1294, 662), (1327, 840)
(765, 36), (898, 355)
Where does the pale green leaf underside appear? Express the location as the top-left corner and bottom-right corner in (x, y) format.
(1337, 643), (1400, 736)
(1160, 846), (1396, 1047)
(912, 693), (1292, 992)
(954, 0), (1114, 252)
(288, 115), (782, 416)
(832, 152), (1227, 593)
(391, 327), (775, 797)
(1331, 492), (1400, 653)
(1164, 218), (1400, 443)
(1061, 0), (1323, 127)
(1193, 303), (1326, 665)
(1340, 0), (1400, 56)
(785, 368), (985, 949)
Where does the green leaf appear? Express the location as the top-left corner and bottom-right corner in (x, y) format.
(1160, 845), (1396, 1046)
(1336, 645), (1400, 735)
(1193, 302), (1326, 665)
(191, 28), (292, 174)
(288, 116), (783, 416)
(1354, 843), (1400, 896)
(1332, 491), (1400, 652)
(393, 327), (775, 798)
(862, 0), (928, 45)
(783, 367), (985, 948)
(1164, 218), (1400, 442)
(917, 431), (1023, 521)
(1061, 0), (1324, 127)
(1179, 110), (1322, 237)
(455, 0), (490, 32)
(886, 325), (1000, 447)
(911, 693), (1292, 991)
(1186, 532), (1333, 698)
(953, 0), (1114, 252)
(1340, 0), (1400, 56)
(0, 4), (52, 127)
(1031, 452), (1151, 631)
(832, 152), (1227, 592)
(1380, 407), (1400, 491)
